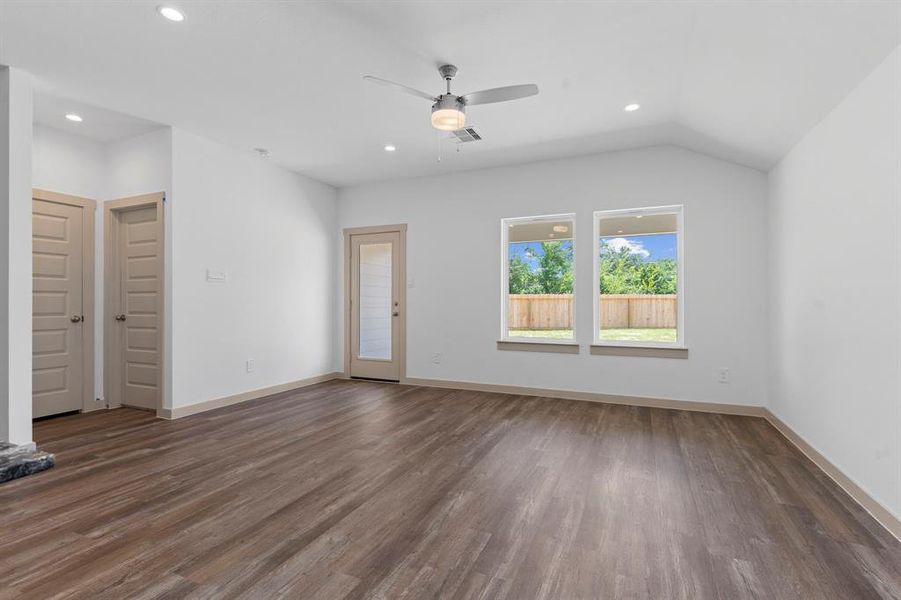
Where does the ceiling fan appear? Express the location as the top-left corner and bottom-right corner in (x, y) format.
(363, 64), (539, 131)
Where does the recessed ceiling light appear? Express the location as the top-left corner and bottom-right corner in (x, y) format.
(158, 6), (185, 22)
(552, 225), (569, 233)
(617, 229), (624, 234)
(384, 144), (396, 152)
(636, 215), (643, 219)
(624, 103), (641, 112)
(65, 114), (83, 122)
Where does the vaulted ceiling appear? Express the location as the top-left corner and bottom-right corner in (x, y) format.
(1, 1), (899, 186)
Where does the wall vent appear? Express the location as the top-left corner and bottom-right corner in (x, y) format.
(450, 127), (483, 143)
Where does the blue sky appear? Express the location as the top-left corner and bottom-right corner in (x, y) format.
(509, 240), (571, 268)
(509, 234), (676, 269)
(600, 233), (677, 260)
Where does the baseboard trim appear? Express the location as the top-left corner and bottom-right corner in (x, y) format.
(763, 409), (900, 541)
(158, 372), (341, 420)
(403, 377), (765, 417)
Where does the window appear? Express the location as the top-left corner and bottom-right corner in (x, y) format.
(501, 214), (576, 342)
(593, 206), (683, 347)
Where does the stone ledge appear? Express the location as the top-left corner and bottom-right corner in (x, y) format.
(0, 442), (55, 484)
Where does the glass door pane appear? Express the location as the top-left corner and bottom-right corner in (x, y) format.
(358, 242), (392, 359)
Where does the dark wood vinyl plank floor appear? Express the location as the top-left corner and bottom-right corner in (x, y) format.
(1, 379), (898, 599)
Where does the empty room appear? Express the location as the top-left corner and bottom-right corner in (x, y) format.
(0, 1), (899, 598)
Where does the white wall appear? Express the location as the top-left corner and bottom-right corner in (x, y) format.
(106, 128), (172, 200)
(32, 124), (172, 201)
(33, 125), (107, 199)
(31, 125), (172, 404)
(338, 146), (769, 406)
(31, 124), (337, 412)
(768, 46), (901, 520)
(170, 129), (337, 409)
(0, 66), (33, 444)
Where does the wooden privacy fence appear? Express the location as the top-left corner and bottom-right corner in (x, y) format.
(508, 294), (677, 330)
(599, 294), (677, 329)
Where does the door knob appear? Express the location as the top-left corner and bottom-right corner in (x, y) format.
(115, 314), (127, 322)
(70, 315), (82, 323)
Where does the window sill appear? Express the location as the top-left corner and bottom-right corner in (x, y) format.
(497, 340), (580, 354)
(590, 344), (688, 359)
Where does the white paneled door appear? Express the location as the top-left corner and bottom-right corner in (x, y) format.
(32, 199), (86, 417)
(349, 231), (403, 381)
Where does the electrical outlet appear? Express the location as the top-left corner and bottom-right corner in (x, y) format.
(432, 353), (441, 364)
(246, 359), (256, 373)
(718, 368), (730, 383)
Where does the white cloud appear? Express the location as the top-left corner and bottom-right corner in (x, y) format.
(601, 237), (650, 258)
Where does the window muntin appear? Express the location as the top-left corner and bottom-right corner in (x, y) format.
(594, 206), (683, 347)
(502, 214), (576, 342)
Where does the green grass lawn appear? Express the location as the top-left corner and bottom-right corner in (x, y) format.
(508, 328), (677, 342)
(599, 328), (677, 342)
(507, 329), (575, 340)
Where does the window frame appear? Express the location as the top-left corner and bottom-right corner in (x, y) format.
(500, 212), (578, 345)
(592, 205), (685, 349)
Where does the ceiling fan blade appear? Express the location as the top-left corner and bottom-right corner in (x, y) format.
(362, 75), (436, 102)
(461, 84), (539, 106)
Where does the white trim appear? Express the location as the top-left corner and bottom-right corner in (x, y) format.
(763, 409), (900, 541)
(500, 212), (577, 343)
(593, 204), (685, 349)
(590, 344), (688, 358)
(404, 376), (763, 416)
(158, 372), (341, 419)
(496, 340), (580, 354)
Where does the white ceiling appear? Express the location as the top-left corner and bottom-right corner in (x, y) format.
(1, 1), (898, 187)
(34, 93), (163, 143)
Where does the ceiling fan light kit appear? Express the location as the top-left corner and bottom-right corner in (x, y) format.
(364, 64), (538, 132)
(431, 96), (466, 131)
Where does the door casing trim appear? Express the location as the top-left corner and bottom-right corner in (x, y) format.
(103, 192), (166, 415)
(33, 189), (97, 413)
(343, 224), (407, 382)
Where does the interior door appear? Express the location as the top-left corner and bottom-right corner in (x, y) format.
(110, 204), (162, 410)
(350, 231), (402, 381)
(32, 199), (85, 417)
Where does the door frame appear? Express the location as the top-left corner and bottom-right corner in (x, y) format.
(33, 189), (97, 413)
(104, 192), (166, 414)
(343, 224), (407, 382)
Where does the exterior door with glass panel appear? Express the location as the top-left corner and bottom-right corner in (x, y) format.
(350, 232), (402, 381)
